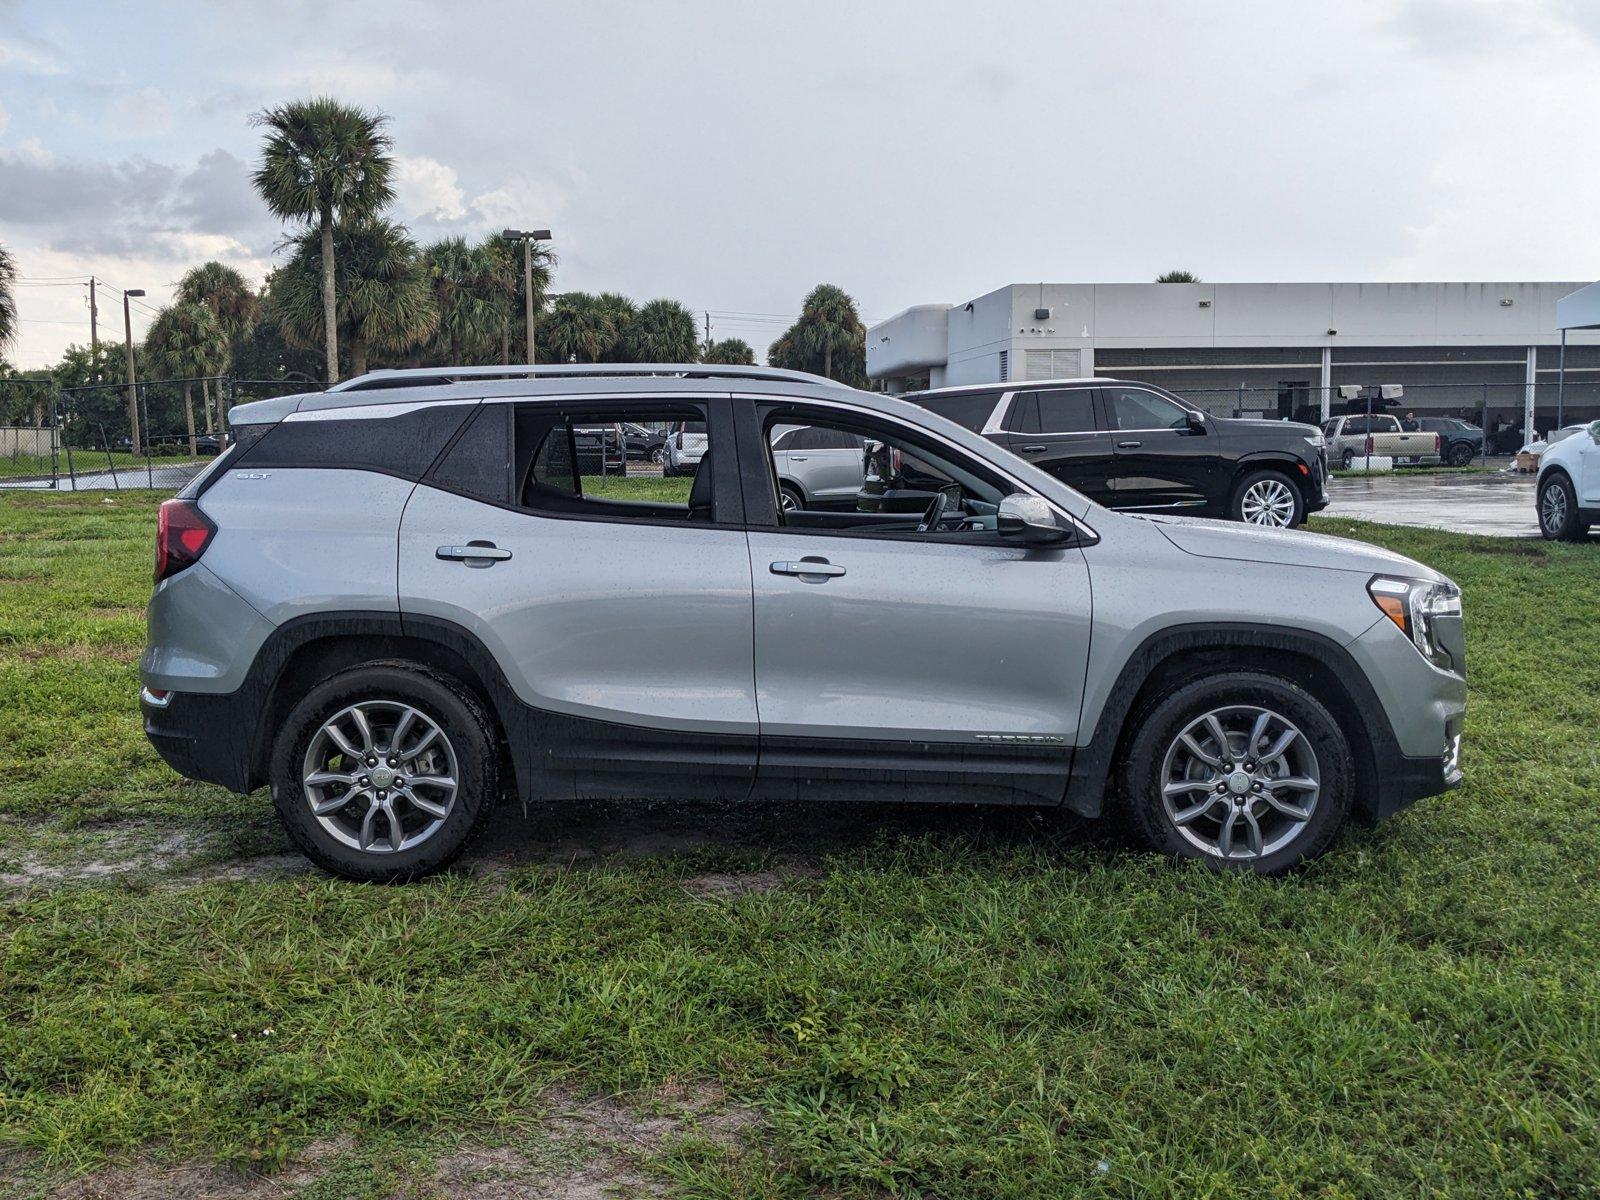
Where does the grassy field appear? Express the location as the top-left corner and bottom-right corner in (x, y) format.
(1, 491), (1598, 1197)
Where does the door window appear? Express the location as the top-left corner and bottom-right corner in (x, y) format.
(1032, 388), (1098, 434)
(1104, 387), (1190, 431)
(431, 402), (726, 525)
(760, 406), (1012, 540)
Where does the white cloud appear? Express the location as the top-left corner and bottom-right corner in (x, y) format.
(0, 36), (64, 76)
(104, 86), (176, 139)
(393, 155), (468, 222)
(0, 98), (9, 138)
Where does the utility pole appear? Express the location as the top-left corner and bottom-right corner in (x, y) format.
(122, 288), (145, 456)
(501, 229), (551, 363)
(88, 278), (99, 359)
(704, 310), (712, 356)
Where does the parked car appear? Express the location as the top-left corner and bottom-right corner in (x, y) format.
(908, 378), (1329, 527)
(769, 423), (868, 510)
(1413, 417), (1483, 467)
(1535, 418), (1600, 540)
(662, 419), (707, 477)
(142, 363), (1465, 882)
(572, 423), (625, 474)
(1321, 413), (1442, 469)
(622, 422), (668, 464)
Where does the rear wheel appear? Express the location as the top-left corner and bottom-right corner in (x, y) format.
(1339, 448), (1356, 470)
(1117, 671), (1353, 874)
(1230, 470), (1304, 527)
(1538, 472), (1588, 541)
(778, 483), (804, 514)
(1445, 441), (1475, 467)
(270, 662), (499, 882)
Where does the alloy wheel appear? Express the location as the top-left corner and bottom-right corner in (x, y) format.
(1159, 704), (1320, 861)
(1541, 483), (1568, 534)
(301, 700), (459, 854)
(1240, 478), (1297, 526)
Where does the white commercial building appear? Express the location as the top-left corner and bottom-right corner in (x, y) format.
(867, 282), (1600, 441)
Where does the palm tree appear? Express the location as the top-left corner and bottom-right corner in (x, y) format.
(268, 218), (437, 377)
(542, 293), (616, 363)
(593, 292), (638, 362)
(768, 284), (866, 384)
(479, 233), (553, 363)
(702, 337), (755, 365)
(0, 242), (16, 361)
(177, 261), (259, 430)
(1156, 270), (1201, 283)
(422, 238), (501, 364)
(621, 299), (699, 362)
(251, 98), (395, 384)
(144, 303), (227, 453)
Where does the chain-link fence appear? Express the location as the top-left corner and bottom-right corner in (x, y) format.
(0, 374), (324, 492)
(1169, 380), (1600, 453)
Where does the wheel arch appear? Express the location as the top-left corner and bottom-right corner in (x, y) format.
(241, 612), (523, 799)
(1231, 455), (1313, 499)
(1066, 623), (1396, 823)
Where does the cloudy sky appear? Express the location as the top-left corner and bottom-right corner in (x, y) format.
(3, 0), (1599, 368)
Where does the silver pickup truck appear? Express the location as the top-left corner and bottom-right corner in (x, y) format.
(1321, 414), (1442, 469)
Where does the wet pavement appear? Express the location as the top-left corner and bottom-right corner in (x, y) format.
(1323, 470), (1547, 538)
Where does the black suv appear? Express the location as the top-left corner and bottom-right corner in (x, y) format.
(907, 379), (1329, 527)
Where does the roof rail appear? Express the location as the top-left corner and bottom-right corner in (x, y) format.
(327, 363), (830, 393)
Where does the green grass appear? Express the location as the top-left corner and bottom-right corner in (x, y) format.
(1, 492), (1598, 1196)
(1, 450), (205, 479)
(580, 473), (692, 503)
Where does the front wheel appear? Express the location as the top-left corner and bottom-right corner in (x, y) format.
(1117, 672), (1354, 874)
(1538, 473), (1588, 541)
(270, 662), (500, 882)
(1230, 470), (1304, 527)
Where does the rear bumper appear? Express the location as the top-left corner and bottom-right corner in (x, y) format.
(142, 687), (257, 793)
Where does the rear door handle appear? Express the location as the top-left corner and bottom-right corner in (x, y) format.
(437, 542), (512, 565)
(1020, 444), (1047, 453)
(770, 559), (846, 578)
(1117, 440), (1142, 449)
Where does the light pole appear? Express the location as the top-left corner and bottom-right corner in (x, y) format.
(501, 228), (551, 363)
(122, 288), (145, 455)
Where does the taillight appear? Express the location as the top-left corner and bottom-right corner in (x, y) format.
(1433, 433), (1441, 453)
(155, 499), (216, 583)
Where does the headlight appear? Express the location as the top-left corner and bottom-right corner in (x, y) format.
(1303, 433), (1325, 449)
(1368, 576), (1462, 667)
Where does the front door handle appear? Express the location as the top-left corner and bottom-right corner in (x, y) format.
(1020, 444), (1048, 453)
(1117, 440), (1143, 449)
(770, 558), (846, 578)
(437, 542), (512, 566)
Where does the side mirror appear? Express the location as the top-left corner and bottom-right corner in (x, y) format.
(1185, 411), (1208, 435)
(997, 494), (1070, 545)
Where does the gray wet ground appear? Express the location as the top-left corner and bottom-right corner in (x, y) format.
(1322, 470), (1552, 538)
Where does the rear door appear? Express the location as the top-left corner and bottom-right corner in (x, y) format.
(1002, 387), (1117, 506)
(1101, 385), (1217, 510)
(774, 425), (867, 504)
(397, 394), (757, 799)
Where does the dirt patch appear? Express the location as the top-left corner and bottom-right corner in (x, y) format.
(30, 1090), (754, 1199)
(682, 870), (789, 897)
(0, 827), (210, 890)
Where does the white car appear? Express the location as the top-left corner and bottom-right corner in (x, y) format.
(662, 419), (708, 477)
(1536, 418), (1600, 540)
(769, 424), (868, 511)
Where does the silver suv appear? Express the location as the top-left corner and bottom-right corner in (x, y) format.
(141, 364), (1466, 881)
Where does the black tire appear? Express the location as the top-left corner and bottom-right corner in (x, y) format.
(1116, 671), (1354, 875)
(778, 482), (805, 514)
(270, 661), (500, 882)
(1445, 442), (1475, 467)
(650, 446), (666, 465)
(1339, 448), (1356, 470)
(1229, 469), (1305, 527)
(1538, 472), (1587, 541)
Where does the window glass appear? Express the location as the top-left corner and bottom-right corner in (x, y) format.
(430, 404), (511, 504)
(1033, 388), (1097, 434)
(1344, 417), (1370, 435)
(1105, 388), (1189, 431)
(239, 402), (474, 478)
(513, 404), (710, 523)
(913, 392), (1003, 432)
(763, 407), (1010, 540)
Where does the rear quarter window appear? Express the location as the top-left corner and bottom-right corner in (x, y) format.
(233, 402), (477, 479)
(911, 393), (1002, 431)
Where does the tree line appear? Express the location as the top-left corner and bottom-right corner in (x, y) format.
(0, 97), (872, 446)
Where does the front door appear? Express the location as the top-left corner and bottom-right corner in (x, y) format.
(738, 398), (1093, 806)
(397, 395), (758, 799)
(1102, 385), (1216, 510)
